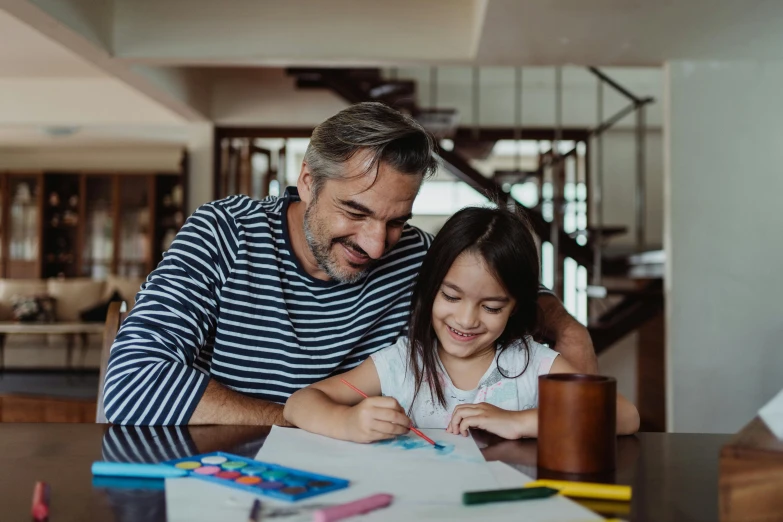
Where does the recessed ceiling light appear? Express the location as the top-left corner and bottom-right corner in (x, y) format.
(41, 126), (81, 137)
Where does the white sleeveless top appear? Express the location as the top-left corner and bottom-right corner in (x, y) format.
(370, 337), (559, 428)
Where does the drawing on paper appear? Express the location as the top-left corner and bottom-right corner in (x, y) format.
(375, 435), (455, 455)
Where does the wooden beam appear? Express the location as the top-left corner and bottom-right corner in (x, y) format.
(637, 311), (666, 432)
(35, 171), (44, 278)
(111, 176), (120, 275)
(147, 174), (156, 275)
(0, 173), (7, 278)
(77, 173), (87, 277)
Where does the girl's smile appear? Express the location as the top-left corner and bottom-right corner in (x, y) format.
(432, 251), (516, 362)
(446, 325), (482, 341)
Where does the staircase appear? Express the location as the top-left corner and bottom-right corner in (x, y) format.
(287, 67), (662, 356)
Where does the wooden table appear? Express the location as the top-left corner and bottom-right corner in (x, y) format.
(0, 424), (730, 521)
(0, 322), (105, 370)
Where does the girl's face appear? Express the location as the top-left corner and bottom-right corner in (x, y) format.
(431, 251), (516, 361)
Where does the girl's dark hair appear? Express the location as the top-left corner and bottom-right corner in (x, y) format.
(407, 206), (541, 411)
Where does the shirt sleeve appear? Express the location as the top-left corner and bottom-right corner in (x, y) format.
(515, 339), (560, 409)
(102, 198), (244, 425)
(370, 337), (411, 403)
(528, 340), (559, 376)
(537, 283), (555, 296)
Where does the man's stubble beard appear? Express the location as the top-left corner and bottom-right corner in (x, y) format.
(302, 200), (376, 284)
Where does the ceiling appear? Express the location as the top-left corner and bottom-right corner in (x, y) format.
(0, 9), (101, 78)
(110, 0), (783, 67)
(2, 0), (783, 146)
(476, 0), (783, 65)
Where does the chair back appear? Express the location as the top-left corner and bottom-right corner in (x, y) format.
(96, 301), (128, 423)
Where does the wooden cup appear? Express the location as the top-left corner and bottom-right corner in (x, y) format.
(537, 374), (617, 474)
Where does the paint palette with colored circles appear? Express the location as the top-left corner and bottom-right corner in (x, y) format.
(163, 452), (349, 501)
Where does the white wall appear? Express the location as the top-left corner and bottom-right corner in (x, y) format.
(0, 145), (182, 171)
(665, 61), (783, 433)
(598, 332), (638, 403)
(0, 78), (183, 125)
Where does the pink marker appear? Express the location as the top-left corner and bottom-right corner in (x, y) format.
(313, 493), (394, 522)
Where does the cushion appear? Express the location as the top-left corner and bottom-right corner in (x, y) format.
(11, 294), (56, 322)
(0, 279), (49, 321)
(79, 290), (124, 322)
(102, 275), (145, 308)
(46, 278), (106, 322)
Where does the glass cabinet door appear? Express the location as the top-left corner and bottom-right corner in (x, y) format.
(82, 176), (114, 279)
(117, 176), (151, 277)
(0, 174), (4, 274)
(7, 174), (41, 278)
(42, 173), (81, 278)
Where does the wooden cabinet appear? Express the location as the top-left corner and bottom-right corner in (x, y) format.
(42, 173), (80, 278)
(117, 176), (152, 277)
(81, 175), (114, 279)
(3, 173), (44, 279)
(0, 172), (185, 279)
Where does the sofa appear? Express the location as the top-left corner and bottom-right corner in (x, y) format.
(0, 275), (145, 368)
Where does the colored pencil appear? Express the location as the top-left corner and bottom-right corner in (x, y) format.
(31, 481), (50, 521)
(339, 378), (443, 449)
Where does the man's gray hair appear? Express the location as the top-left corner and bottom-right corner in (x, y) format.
(304, 102), (439, 197)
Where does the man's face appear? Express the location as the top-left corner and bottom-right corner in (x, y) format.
(298, 150), (422, 283)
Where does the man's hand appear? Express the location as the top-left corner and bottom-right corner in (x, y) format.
(447, 403), (536, 440)
(537, 294), (598, 374)
(340, 397), (411, 443)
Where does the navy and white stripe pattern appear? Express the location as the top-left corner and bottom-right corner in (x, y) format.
(103, 188), (432, 425)
(101, 425), (266, 463)
(102, 426), (198, 463)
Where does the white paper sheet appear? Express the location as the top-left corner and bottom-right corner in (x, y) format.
(254, 427), (491, 505)
(759, 388), (783, 439)
(165, 428), (601, 522)
(250, 427), (602, 521)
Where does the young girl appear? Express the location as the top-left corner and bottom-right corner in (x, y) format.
(284, 207), (640, 442)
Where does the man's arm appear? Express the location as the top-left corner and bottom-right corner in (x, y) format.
(190, 380), (287, 425)
(103, 198), (287, 426)
(537, 293), (599, 374)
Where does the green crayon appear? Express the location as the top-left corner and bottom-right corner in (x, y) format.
(463, 486), (559, 505)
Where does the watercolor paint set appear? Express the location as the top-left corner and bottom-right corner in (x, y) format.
(163, 451), (350, 501)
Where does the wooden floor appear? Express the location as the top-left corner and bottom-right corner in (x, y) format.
(0, 394), (96, 423)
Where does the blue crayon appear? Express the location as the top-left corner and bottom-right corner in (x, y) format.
(91, 461), (189, 479)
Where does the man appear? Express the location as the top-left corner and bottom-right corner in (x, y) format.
(103, 102), (597, 426)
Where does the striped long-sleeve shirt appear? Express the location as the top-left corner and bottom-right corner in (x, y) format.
(102, 188), (432, 425)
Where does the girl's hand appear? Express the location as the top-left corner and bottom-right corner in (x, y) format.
(447, 403), (535, 440)
(341, 396), (411, 443)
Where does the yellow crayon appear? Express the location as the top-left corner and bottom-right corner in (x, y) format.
(524, 479), (632, 502)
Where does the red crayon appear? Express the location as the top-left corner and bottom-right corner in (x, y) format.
(31, 481), (50, 521)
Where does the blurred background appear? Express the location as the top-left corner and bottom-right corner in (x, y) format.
(0, 0), (780, 434)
